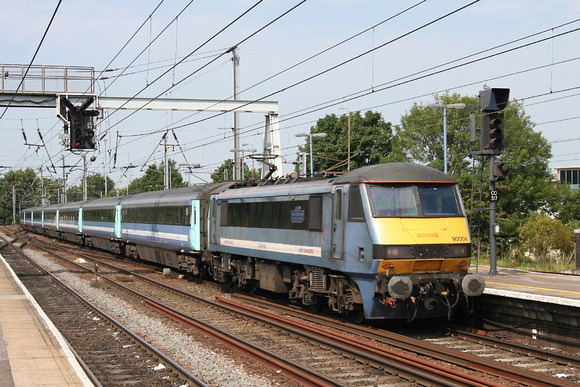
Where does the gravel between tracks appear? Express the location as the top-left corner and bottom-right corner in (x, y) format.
(22, 248), (283, 387)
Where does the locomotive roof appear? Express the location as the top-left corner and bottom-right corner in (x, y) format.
(332, 163), (456, 185)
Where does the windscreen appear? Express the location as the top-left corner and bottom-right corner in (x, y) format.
(417, 185), (461, 216)
(368, 184), (461, 217)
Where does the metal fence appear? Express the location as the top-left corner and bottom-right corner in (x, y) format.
(1, 64), (95, 94)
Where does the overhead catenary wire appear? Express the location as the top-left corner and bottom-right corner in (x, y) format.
(99, 0), (307, 139)
(86, 0), (167, 96)
(8, 3), (580, 184)
(98, 53), (580, 181)
(3, 0), (267, 178)
(17, 40), (580, 182)
(2, 0), (167, 175)
(161, 28), (580, 161)
(99, 0), (196, 96)
(106, 0), (477, 161)
(155, 0), (481, 137)
(117, 0), (430, 148)
(0, 1), (498, 176)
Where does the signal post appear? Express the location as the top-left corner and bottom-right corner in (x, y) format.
(475, 87), (510, 276)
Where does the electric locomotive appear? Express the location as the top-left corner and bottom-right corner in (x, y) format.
(205, 162), (483, 322)
(20, 163), (484, 322)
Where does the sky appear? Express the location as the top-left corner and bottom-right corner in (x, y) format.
(1, 0), (579, 190)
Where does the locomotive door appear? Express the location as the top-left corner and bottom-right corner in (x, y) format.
(209, 197), (218, 245)
(332, 187), (345, 261)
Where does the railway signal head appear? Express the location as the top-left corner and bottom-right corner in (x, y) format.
(492, 162), (508, 181)
(69, 110), (84, 150)
(61, 96), (99, 151)
(82, 116), (96, 150)
(479, 87), (509, 152)
(482, 112), (504, 150)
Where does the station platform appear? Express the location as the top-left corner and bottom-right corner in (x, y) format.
(0, 253), (91, 386)
(473, 265), (580, 307)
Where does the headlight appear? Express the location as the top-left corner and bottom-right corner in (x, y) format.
(374, 245), (413, 259)
(447, 244), (471, 258)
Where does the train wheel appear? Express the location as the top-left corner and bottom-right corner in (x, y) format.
(349, 305), (365, 324)
(246, 281), (258, 294)
(305, 301), (321, 314)
(220, 276), (234, 293)
(186, 272), (203, 284)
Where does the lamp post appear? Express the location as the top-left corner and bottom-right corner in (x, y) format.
(424, 103), (466, 174)
(295, 132), (327, 176)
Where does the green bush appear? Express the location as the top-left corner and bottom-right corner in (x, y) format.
(511, 212), (574, 268)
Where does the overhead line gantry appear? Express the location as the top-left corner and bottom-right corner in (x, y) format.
(0, 63), (282, 179)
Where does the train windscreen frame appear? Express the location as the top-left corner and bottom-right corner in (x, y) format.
(367, 183), (462, 218)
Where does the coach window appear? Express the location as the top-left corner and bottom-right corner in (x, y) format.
(220, 201), (228, 226)
(348, 185), (365, 222)
(309, 196), (322, 230)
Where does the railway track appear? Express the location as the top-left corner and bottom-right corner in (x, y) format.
(16, 231), (580, 386)
(22, 234), (453, 385)
(227, 294), (580, 386)
(0, 234), (206, 387)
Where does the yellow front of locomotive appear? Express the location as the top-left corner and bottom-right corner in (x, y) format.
(365, 182), (484, 320)
(374, 217), (471, 275)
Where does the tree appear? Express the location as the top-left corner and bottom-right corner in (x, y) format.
(553, 185), (580, 230)
(127, 159), (184, 193)
(386, 93), (474, 175)
(66, 173), (116, 202)
(211, 159), (234, 183)
(211, 159), (258, 182)
(0, 168), (38, 224)
(298, 111), (393, 175)
(388, 92), (557, 256)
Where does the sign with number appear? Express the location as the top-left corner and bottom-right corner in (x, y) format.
(489, 190), (499, 202)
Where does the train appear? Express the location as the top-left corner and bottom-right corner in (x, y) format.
(19, 162), (484, 322)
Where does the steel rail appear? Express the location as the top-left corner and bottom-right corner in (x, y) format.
(2, 236), (208, 387)
(227, 293), (578, 387)
(218, 297), (501, 387)
(23, 235), (461, 386)
(144, 299), (344, 387)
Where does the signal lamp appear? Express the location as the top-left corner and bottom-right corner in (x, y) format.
(492, 162), (508, 180)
